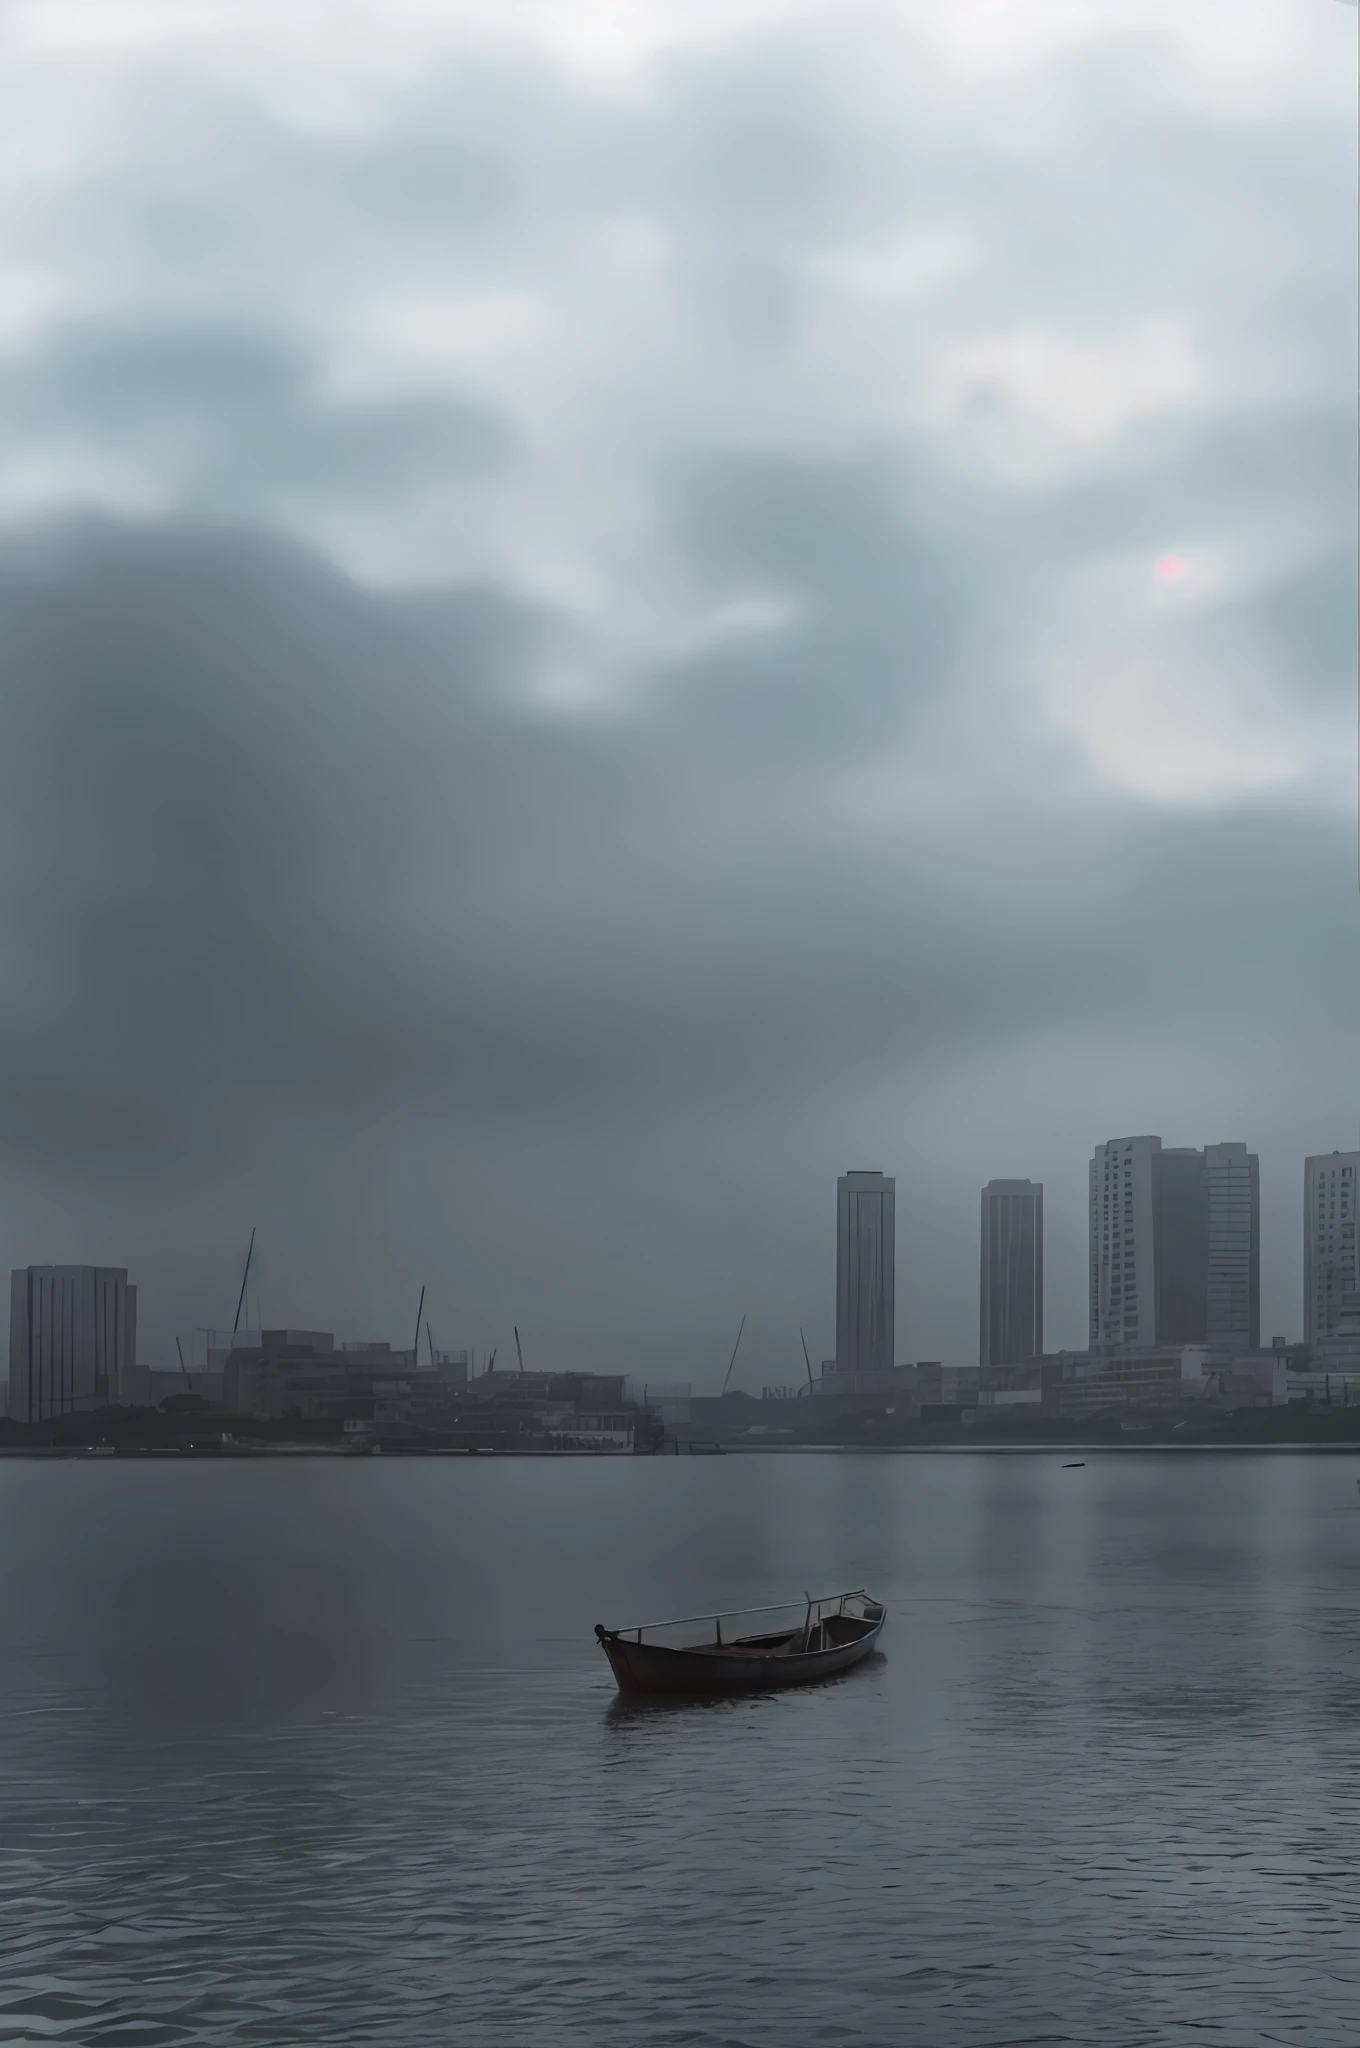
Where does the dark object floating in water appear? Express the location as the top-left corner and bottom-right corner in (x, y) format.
(595, 1589), (885, 1696)
(1064, 1461), (1085, 1469)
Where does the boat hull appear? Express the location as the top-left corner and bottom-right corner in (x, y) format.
(597, 1611), (884, 1696)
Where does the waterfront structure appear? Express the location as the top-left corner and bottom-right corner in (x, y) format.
(207, 1329), (626, 1448)
(979, 1347), (1284, 1417)
(1304, 1151), (1360, 1350)
(914, 1361), (980, 1413)
(814, 1358), (913, 1398)
(214, 1332), (462, 1418)
(8, 1266), (137, 1424)
(979, 1180), (1043, 1367)
(1089, 1138), (1258, 1351)
(1046, 1347), (1282, 1415)
(630, 1382), (692, 1426)
(835, 1171), (895, 1376)
(121, 1363), (225, 1407)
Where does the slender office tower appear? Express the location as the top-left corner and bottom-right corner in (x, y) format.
(979, 1180), (1043, 1367)
(1090, 1137), (1164, 1349)
(1304, 1151), (1360, 1348)
(836, 1172), (895, 1375)
(1205, 1142), (1259, 1351)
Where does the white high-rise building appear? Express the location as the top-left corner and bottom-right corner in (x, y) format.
(1304, 1152), (1360, 1350)
(8, 1267), (137, 1424)
(836, 1171), (895, 1375)
(1090, 1138), (1258, 1352)
(1090, 1137), (1161, 1348)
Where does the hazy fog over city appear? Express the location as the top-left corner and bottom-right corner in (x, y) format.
(0, 0), (1355, 1381)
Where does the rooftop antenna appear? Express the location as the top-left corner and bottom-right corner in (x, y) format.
(721, 1312), (747, 1396)
(514, 1325), (525, 1373)
(175, 1335), (192, 1387)
(799, 1326), (815, 1392)
(413, 1284), (425, 1367)
(232, 1227), (256, 1338)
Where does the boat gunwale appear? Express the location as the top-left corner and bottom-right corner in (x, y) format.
(599, 1587), (875, 1643)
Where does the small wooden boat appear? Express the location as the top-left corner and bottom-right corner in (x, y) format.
(595, 1588), (885, 1696)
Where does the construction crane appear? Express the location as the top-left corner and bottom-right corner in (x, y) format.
(412, 1285), (425, 1367)
(514, 1326), (525, 1373)
(721, 1313), (747, 1395)
(799, 1326), (816, 1394)
(231, 1227), (256, 1338)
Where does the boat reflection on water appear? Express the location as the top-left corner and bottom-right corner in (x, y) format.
(603, 1648), (888, 1723)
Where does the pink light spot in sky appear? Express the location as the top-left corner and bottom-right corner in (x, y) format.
(1154, 554), (1187, 583)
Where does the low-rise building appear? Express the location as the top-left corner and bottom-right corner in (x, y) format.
(541, 1409), (634, 1449)
(814, 1359), (912, 1400)
(627, 1381), (692, 1426)
(211, 1333), (632, 1444)
(215, 1332), (468, 1422)
(1030, 1347), (1286, 1416)
(977, 1362), (1044, 1408)
(969, 1348), (1288, 1417)
(915, 1362), (980, 1412)
(121, 1365), (225, 1407)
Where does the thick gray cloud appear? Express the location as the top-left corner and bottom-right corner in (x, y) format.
(0, 514), (1355, 1370)
(0, 0), (1354, 1375)
(0, 326), (514, 502)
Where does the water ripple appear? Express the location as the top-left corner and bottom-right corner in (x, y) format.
(1, 1455), (1358, 2045)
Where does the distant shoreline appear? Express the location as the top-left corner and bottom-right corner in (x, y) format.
(2, 1440), (1359, 1460)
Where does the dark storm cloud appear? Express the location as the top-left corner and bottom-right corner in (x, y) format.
(650, 450), (974, 766)
(0, 515), (1353, 1187)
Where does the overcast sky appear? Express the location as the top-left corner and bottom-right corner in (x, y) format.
(0, 0), (1355, 1382)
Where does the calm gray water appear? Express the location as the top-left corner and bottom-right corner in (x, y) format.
(1, 1451), (1358, 2046)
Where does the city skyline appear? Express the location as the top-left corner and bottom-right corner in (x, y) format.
(10, 1131), (1355, 1396)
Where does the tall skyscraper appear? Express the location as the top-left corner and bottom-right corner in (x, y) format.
(1090, 1136), (1162, 1349)
(980, 1179), (1043, 1367)
(1089, 1138), (1258, 1352)
(1152, 1146), (1208, 1345)
(8, 1266), (137, 1424)
(1205, 1142), (1260, 1350)
(1304, 1151), (1360, 1348)
(836, 1171), (895, 1375)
